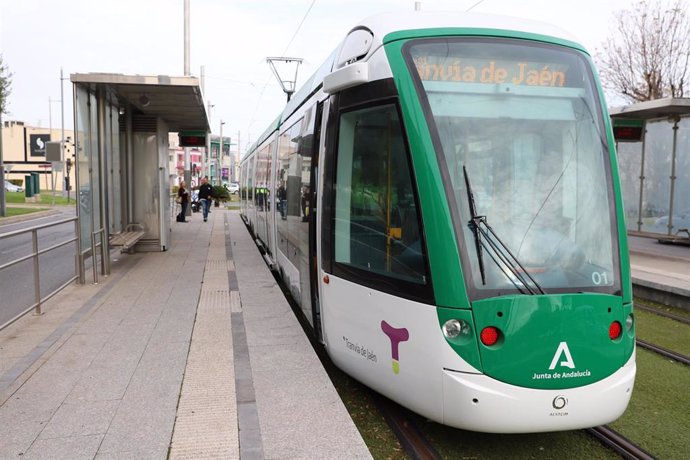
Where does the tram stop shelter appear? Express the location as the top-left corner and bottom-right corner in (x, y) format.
(71, 73), (209, 282)
(610, 98), (690, 244)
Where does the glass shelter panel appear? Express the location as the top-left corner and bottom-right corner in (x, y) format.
(671, 117), (690, 233)
(107, 104), (123, 234)
(89, 92), (101, 238)
(75, 86), (92, 253)
(616, 141), (643, 232)
(640, 120), (673, 234)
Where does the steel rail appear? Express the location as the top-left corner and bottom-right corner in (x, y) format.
(0, 216), (76, 239)
(635, 303), (690, 326)
(587, 426), (656, 460)
(372, 394), (441, 460)
(0, 235), (77, 271)
(636, 339), (690, 366)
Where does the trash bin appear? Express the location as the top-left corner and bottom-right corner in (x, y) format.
(25, 175), (34, 198)
(31, 172), (40, 195)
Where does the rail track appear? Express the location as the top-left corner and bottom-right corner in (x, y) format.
(372, 394), (441, 460)
(373, 392), (662, 460)
(635, 303), (690, 325)
(587, 426), (656, 460)
(634, 302), (690, 366)
(636, 339), (690, 366)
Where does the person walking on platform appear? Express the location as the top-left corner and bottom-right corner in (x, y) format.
(198, 176), (213, 222)
(177, 181), (190, 222)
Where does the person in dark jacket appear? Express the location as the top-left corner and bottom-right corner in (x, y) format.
(197, 176), (214, 222)
(177, 181), (189, 222)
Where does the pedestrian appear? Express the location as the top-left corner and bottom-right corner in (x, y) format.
(177, 181), (189, 222)
(277, 183), (287, 220)
(198, 176), (213, 222)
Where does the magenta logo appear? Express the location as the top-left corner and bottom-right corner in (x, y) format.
(381, 320), (409, 374)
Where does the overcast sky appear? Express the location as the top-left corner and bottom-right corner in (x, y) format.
(1, 0), (632, 150)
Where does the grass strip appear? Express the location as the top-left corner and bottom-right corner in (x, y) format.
(635, 297), (690, 322)
(324, 363), (408, 459)
(3, 207), (50, 217)
(412, 412), (617, 459)
(609, 349), (690, 458)
(4, 191), (71, 205)
(635, 308), (690, 357)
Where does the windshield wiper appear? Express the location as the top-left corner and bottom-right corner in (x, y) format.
(463, 165), (487, 285)
(463, 166), (546, 295)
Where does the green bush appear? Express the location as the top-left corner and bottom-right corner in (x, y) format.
(212, 185), (229, 201)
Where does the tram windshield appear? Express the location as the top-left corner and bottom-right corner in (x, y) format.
(404, 38), (620, 297)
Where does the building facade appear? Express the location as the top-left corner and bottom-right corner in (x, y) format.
(2, 120), (74, 193)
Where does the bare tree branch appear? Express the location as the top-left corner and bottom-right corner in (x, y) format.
(596, 0), (690, 103)
(0, 55), (12, 115)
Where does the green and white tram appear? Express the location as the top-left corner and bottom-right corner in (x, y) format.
(240, 11), (635, 433)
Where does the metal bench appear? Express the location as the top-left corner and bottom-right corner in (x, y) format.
(109, 223), (146, 253)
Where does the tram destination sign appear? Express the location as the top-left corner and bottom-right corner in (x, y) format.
(413, 56), (569, 88)
(179, 131), (207, 147)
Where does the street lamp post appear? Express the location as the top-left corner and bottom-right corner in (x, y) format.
(206, 100), (213, 179)
(219, 120), (225, 186)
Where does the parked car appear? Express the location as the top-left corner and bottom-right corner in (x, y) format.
(654, 208), (690, 233)
(226, 182), (239, 195)
(3, 181), (23, 193)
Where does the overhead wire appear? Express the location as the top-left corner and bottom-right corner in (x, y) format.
(246, 0), (317, 141)
(466, 0), (487, 12)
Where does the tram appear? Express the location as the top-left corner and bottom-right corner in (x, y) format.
(239, 11), (635, 433)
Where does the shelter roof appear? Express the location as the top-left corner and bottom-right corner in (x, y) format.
(70, 73), (209, 132)
(609, 98), (690, 120)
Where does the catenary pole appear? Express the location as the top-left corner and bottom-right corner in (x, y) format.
(183, 0), (191, 214)
(0, 111), (5, 217)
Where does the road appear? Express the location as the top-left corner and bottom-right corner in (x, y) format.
(0, 207), (78, 327)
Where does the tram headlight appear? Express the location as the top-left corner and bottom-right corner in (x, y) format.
(442, 319), (470, 339)
(626, 313), (634, 331)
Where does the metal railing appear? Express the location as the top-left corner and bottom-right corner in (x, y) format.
(0, 217), (78, 331)
(91, 227), (105, 284)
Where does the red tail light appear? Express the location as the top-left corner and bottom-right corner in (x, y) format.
(609, 321), (622, 340)
(480, 326), (500, 346)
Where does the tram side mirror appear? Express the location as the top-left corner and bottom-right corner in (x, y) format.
(323, 62), (369, 94)
(324, 28), (373, 94)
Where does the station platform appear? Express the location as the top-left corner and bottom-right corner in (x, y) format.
(0, 210), (371, 459)
(628, 235), (690, 309)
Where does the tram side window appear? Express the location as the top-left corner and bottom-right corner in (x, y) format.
(334, 104), (427, 284)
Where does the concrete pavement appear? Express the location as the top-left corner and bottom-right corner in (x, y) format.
(0, 209), (370, 459)
(628, 235), (690, 309)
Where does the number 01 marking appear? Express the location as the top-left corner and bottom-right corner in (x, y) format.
(591, 271), (609, 285)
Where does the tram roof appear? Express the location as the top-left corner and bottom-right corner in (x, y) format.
(609, 97), (690, 120)
(243, 11), (585, 161)
(71, 73), (209, 132)
(356, 11), (582, 49)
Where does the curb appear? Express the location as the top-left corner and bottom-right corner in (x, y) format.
(0, 209), (62, 227)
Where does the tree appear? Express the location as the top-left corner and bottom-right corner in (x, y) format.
(596, 0), (690, 103)
(1, 55), (12, 217)
(0, 55), (11, 115)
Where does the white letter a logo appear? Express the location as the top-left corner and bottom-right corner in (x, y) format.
(549, 342), (575, 370)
